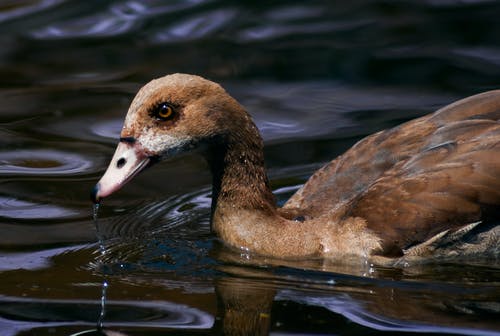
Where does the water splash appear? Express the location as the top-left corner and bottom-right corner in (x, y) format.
(97, 280), (108, 331)
(93, 203), (109, 332)
(93, 203), (106, 257)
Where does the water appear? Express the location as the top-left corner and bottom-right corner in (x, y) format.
(1, 1), (499, 335)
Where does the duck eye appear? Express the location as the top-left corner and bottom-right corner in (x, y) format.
(152, 103), (175, 121)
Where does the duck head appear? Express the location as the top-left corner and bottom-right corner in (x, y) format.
(91, 73), (252, 203)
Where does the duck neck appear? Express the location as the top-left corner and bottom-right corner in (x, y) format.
(204, 123), (277, 233)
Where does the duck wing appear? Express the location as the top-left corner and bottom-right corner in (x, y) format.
(284, 90), (500, 256)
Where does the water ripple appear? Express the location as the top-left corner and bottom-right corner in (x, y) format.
(90, 188), (213, 274)
(453, 47), (500, 67)
(0, 0), (65, 24)
(277, 289), (499, 336)
(30, 0), (214, 39)
(230, 81), (456, 142)
(0, 196), (78, 220)
(0, 149), (94, 176)
(42, 117), (122, 144)
(264, 5), (325, 21)
(115, 0), (210, 17)
(32, 13), (136, 39)
(90, 119), (122, 141)
(237, 20), (367, 43)
(151, 9), (237, 43)
(0, 244), (89, 271)
(96, 187), (212, 240)
(0, 296), (213, 336)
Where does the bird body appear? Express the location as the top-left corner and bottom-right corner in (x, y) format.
(92, 74), (500, 262)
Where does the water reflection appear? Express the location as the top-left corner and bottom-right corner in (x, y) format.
(75, 260), (500, 335)
(88, 185), (499, 335)
(0, 244), (88, 271)
(0, 295), (214, 336)
(213, 260), (500, 335)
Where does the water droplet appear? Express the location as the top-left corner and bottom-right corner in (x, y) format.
(93, 203), (106, 257)
(97, 279), (108, 331)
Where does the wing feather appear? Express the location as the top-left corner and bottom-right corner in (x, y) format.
(283, 90), (500, 256)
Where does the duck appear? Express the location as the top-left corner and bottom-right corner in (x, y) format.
(91, 73), (500, 262)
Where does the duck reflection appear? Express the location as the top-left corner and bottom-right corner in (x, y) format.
(213, 277), (275, 336)
(210, 251), (500, 335)
(85, 244), (499, 336)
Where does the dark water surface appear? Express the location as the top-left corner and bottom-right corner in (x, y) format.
(1, 1), (499, 335)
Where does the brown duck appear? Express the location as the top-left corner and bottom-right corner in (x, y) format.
(91, 74), (500, 262)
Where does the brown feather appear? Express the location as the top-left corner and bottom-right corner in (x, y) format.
(285, 90), (500, 256)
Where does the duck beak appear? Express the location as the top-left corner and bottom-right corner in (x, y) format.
(91, 140), (153, 203)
